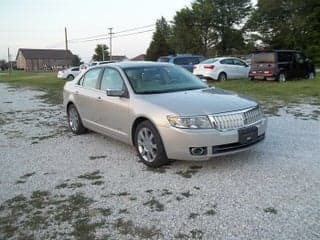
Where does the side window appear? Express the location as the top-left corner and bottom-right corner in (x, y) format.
(173, 57), (189, 65)
(100, 68), (124, 91)
(72, 67), (79, 71)
(233, 59), (247, 66)
(189, 57), (200, 65)
(278, 52), (292, 62)
(220, 59), (234, 65)
(82, 68), (101, 89)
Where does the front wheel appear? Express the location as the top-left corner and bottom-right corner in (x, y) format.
(134, 121), (169, 168)
(218, 72), (227, 81)
(67, 75), (74, 81)
(67, 104), (86, 134)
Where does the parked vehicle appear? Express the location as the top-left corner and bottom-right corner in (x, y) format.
(249, 50), (316, 82)
(193, 57), (250, 81)
(89, 61), (118, 67)
(158, 54), (206, 72)
(57, 67), (80, 80)
(64, 62), (267, 167)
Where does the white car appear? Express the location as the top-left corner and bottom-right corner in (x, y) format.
(57, 67), (80, 80)
(193, 57), (250, 81)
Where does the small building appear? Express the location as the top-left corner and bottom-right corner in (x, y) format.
(16, 48), (73, 71)
(131, 54), (146, 61)
(111, 55), (128, 61)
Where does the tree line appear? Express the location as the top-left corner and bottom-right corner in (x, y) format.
(146, 0), (320, 64)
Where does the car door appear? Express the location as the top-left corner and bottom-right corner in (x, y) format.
(232, 59), (250, 79)
(74, 68), (102, 126)
(94, 67), (130, 142)
(220, 58), (235, 78)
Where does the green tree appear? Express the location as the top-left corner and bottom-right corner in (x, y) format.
(246, 0), (320, 63)
(92, 44), (109, 61)
(72, 54), (82, 66)
(145, 17), (175, 61)
(172, 0), (251, 56)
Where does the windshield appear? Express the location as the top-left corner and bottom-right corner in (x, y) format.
(252, 53), (276, 63)
(124, 65), (207, 94)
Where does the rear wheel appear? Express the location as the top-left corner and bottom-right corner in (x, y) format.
(134, 120), (169, 168)
(67, 104), (86, 134)
(67, 75), (74, 81)
(278, 72), (286, 82)
(218, 72), (227, 81)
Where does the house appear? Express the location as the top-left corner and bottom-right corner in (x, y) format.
(111, 55), (128, 61)
(16, 48), (73, 71)
(131, 54), (146, 61)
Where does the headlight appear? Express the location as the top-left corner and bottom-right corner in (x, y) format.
(167, 115), (212, 129)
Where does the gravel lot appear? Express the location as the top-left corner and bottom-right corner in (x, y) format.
(0, 83), (319, 239)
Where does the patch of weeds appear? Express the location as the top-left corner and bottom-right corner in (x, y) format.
(194, 186), (200, 190)
(78, 171), (103, 180)
(20, 172), (36, 179)
(181, 191), (192, 198)
(205, 209), (216, 216)
(175, 232), (190, 239)
(117, 192), (130, 196)
(69, 182), (84, 189)
(98, 208), (112, 217)
(3, 101), (13, 104)
(161, 189), (173, 196)
(145, 189), (153, 194)
(190, 229), (204, 239)
(91, 180), (105, 186)
(143, 197), (164, 212)
(189, 213), (199, 219)
(264, 207), (278, 214)
(176, 169), (198, 178)
(190, 165), (203, 170)
(15, 180), (26, 184)
(119, 208), (129, 214)
(114, 218), (162, 239)
(55, 183), (68, 189)
(89, 155), (107, 160)
(0, 118), (5, 125)
(129, 197), (137, 201)
(72, 217), (105, 240)
(145, 167), (167, 174)
(176, 196), (183, 201)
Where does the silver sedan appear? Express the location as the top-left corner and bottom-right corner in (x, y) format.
(63, 62), (267, 167)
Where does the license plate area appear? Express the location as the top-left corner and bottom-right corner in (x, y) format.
(238, 126), (258, 144)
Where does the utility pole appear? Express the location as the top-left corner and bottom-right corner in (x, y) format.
(65, 27), (68, 51)
(108, 27), (113, 61)
(7, 48), (12, 77)
(102, 44), (104, 61)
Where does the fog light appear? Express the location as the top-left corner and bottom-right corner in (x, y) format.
(190, 147), (207, 156)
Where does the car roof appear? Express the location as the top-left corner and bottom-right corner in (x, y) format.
(253, 50), (300, 53)
(90, 61), (174, 69)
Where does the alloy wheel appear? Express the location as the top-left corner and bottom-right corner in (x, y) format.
(137, 127), (157, 162)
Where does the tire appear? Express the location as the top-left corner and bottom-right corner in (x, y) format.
(67, 104), (86, 134)
(278, 72), (286, 82)
(308, 72), (315, 80)
(67, 75), (74, 81)
(218, 72), (227, 81)
(134, 120), (169, 168)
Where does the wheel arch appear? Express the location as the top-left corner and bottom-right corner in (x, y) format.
(131, 116), (161, 146)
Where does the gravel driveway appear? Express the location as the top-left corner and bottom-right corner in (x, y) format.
(0, 83), (319, 239)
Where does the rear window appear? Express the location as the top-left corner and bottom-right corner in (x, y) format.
(201, 58), (218, 64)
(252, 53), (276, 63)
(158, 57), (170, 62)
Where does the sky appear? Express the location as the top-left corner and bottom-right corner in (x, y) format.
(0, 0), (257, 63)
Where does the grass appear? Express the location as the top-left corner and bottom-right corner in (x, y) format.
(0, 70), (64, 104)
(212, 76), (320, 105)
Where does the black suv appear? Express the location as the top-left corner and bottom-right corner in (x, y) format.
(249, 50), (315, 82)
(157, 54), (206, 72)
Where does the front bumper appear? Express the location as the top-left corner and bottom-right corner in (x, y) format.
(158, 118), (267, 161)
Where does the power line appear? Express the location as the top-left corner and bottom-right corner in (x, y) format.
(68, 24), (155, 43)
(70, 29), (154, 43)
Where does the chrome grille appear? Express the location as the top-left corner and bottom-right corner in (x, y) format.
(209, 107), (263, 131)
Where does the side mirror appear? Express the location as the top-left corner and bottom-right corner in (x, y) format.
(106, 88), (125, 97)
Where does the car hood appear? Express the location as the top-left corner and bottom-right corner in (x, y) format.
(138, 87), (258, 116)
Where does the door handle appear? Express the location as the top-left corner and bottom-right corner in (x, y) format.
(96, 96), (103, 102)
